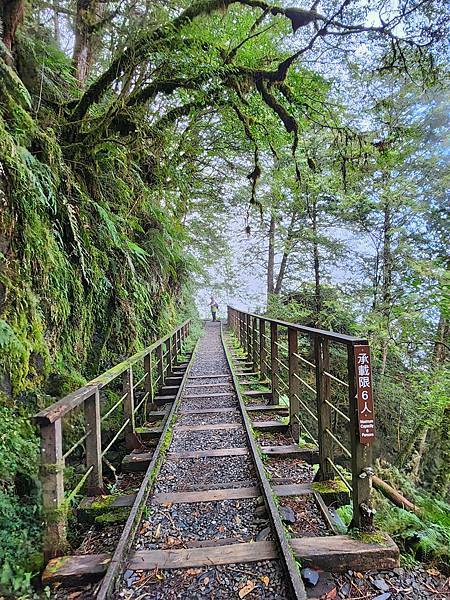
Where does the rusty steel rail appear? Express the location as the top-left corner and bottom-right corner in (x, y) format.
(227, 306), (375, 530)
(221, 323), (307, 599)
(33, 320), (191, 561)
(95, 338), (199, 600)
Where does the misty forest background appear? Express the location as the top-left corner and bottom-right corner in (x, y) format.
(0, 0), (448, 596)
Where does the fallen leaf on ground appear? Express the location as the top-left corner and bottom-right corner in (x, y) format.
(154, 523), (161, 539)
(355, 572), (363, 579)
(239, 580), (255, 598)
(427, 568), (440, 577)
(186, 568), (202, 576)
(260, 575), (270, 587)
(203, 577), (210, 585)
(162, 502), (173, 508)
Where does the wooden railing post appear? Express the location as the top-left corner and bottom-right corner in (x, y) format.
(40, 419), (67, 560)
(251, 316), (258, 372)
(348, 343), (373, 529)
(270, 321), (279, 405)
(84, 388), (103, 495)
(244, 313), (250, 358)
(144, 351), (154, 414)
(239, 311), (244, 347)
(166, 336), (173, 376)
(288, 328), (300, 441)
(259, 319), (267, 379)
(315, 336), (334, 481)
(156, 343), (164, 388)
(123, 366), (135, 449)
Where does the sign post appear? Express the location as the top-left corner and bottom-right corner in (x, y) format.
(354, 345), (375, 444)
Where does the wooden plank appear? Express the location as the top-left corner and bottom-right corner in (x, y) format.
(42, 554), (111, 586)
(121, 451), (154, 472)
(273, 483), (313, 496)
(247, 404), (288, 413)
(186, 382), (231, 388)
(252, 420), (289, 432)
(135, 425), (164, 440)
(128, 541), (277, 570)
(167, 447), (249, 459)
(153, 486), (259, 504)
(188, 374), (230, 380)
(154, 394), (176, 405)
(175, 423), (240, 432)
(180, 407), (238, 415)
(291, 535), (399, 572)
(41, 535), (399, 585)
(183, 392), (233, 399)
(261, 445), (319, 463)
(243, 389), (272, 399)
(160, 385), (179, 393)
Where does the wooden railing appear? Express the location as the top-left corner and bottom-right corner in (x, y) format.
(34, 320), (191, 559)
(227, 307), (375, 529)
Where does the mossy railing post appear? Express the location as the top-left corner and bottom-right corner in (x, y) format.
(239, 310), (244, 347)
(245, 313), (251, 359)
(39, 418), (67, 561)
(166, 336), (173, 376)
(156, 343), (164, 387)
(270, 321), (279, 405)
(288, 327), (300, 440)
(84, 388), (103, 495)
(259, 318), (267, 379)
(123, 366), (135, 449)
(348, 344), (373, 529)
(144, 351), (154, 414)
(251, 316), (258, 372)
(315, 336), (334, 481)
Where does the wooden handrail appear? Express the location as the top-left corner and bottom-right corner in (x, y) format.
(34, 318), (191, 561)
(34, 319), (190, 424)
(227, 306), (367, 345)
(227, 306), (375, 531)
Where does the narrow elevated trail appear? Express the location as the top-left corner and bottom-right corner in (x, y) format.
(112, 321), (301, 598)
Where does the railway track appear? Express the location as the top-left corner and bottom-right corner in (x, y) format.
(45, 320), (398, 599)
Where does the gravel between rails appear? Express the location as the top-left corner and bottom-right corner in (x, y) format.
(169, 428), (248, 452)
(134, 498), (262, 550)
(180, 396), (239, 411)
(265, 457), (314, 483)
(184, 384), (235, 395)
(178, 410), (242, 426)
(155, 455), (257, 492)
(280, 496), (332, 537)
(115, 560), (291, 599)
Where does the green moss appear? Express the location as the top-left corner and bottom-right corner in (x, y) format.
(45, 555), (71, 574)
(349, 529), (390, 545)
(312, 480), (350, 494)
(95, 507), (130, 525)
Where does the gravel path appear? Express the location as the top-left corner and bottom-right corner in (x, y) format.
(115, 323), (293, 598)
(178, 410), (242, 426)
(155, 454), (257, 493)
(115, 560), (291, 599)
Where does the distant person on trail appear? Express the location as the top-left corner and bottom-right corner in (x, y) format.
(209, 296), (219, 321)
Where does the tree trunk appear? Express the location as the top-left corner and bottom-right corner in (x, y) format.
(410, 427), (428, 482)
(432, 314), (449, 364)
(73, 0), (100, 85)
(274, 210), (296, 295)
(380, 198), (392, 376)
(431, 405), (449, 498)
(311, 197), (321, 325)
(266, 214), (275, 304)
(1, 0), (24, 56)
